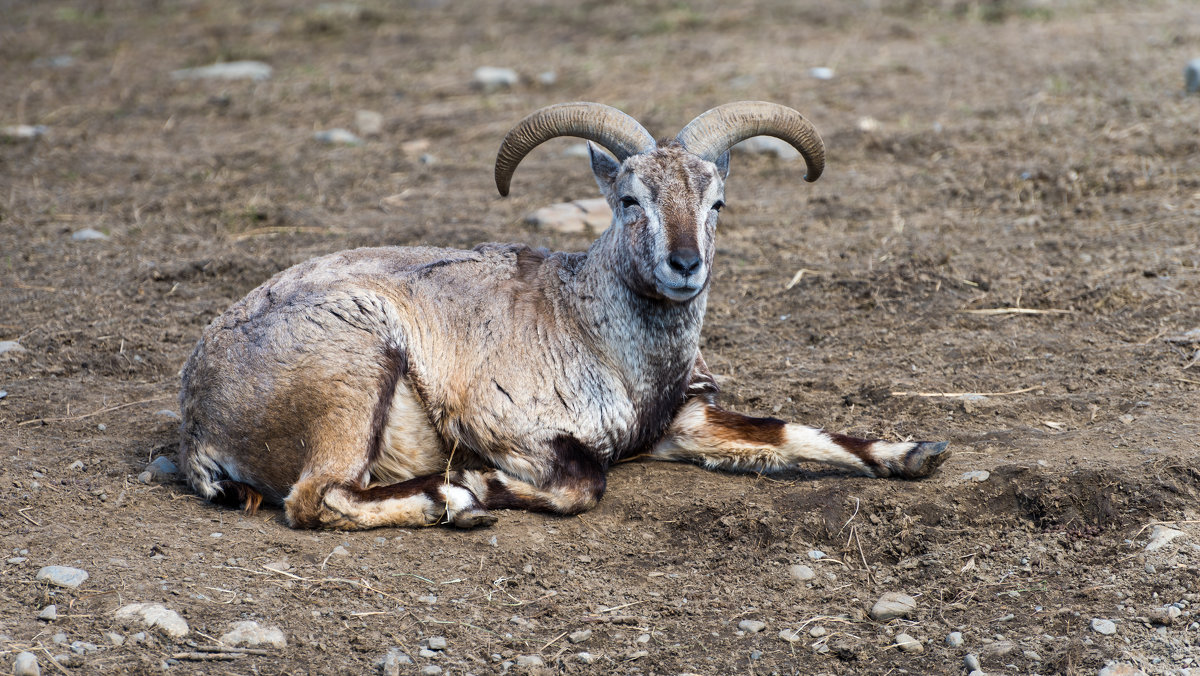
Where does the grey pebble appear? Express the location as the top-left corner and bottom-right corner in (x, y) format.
(0, 389), (7, 399)
(69, 460), (84, 471)
(418, 649), (436, 658)
(576, 652), (596, 664)
(8, 557), (27, 565)
(807, 549), (826, 560)
(515, 654), (544, 667)
(71, 228), (108, 241)
(895, 633), (923, 653)
(171, 61), (272, 81)
(1023, 649), (1042, 661)
(778, 628), (801, 643)
(809, 625), (826, 637)
(0, 341), (27, 355)
(155, 409), (181, 420)
(568, 629), (592, 644)
(219, 620), (286, 648)
(1, 125), (47, 141)
(38, 605), (57, 621)
(377, 648), (412, 676)
(69, 641), (99, 655)
(425, 636), (447, 651)
(355, 110), (383, 137)
(104, 632), (125, 646)
(472, 66), (519, 91)
(734, 136), (800, 161)
(13, 652), (39, 676)
(314, 128), (363, 146)
(36, 566), (89, 589)
(961, 470), (991, 482)
(789, 564), (815, 581)
(965, 653), (981, 671)
(1091, 618), (1117, 635)
(418, 666), (442, 676)
(1187, 58), (1200, 93)
(139, 456), (179, 484)
(870, 592), (917, 621)
(946, 631), (964, 647)
(738, 619), (766, 634)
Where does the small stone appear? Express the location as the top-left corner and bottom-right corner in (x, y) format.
(155, 409), (181, 420)
(314, 128), (363, 145)
(525, 198), (611, 235)
(0, 390), (7, 399)
(12, 651), (39, 676)
(416, 594), (437, 604)
(809, 626), (826, 637)
(377, 648), (412, 676)
(1147, 607), (1174, 625)
(115, 602), (189, 638)
(515, 654), (544, 667)
(789, 564), (816, 581)
(1024, 649), (1042, 661)
(8, 557), (27, 564)
(69, 460), (84, 471)
(355, 110), (384, 137)
(568, 629), (592, 644)
(964, 653), (981, 671)
(870, 592), (917, 621)
(418, 649), (436, 658)
(734, 136), (800, 161)
(140, 456), (179, 484)
(171, 61), (272, 81)
(419, 666), (442, 676)
(1, 125), (47, 140)
(1091, 618), (1117, 635)
(1098, 664), (1148, 676)
(69, 641), (98, 655)
(96, 423), (106, 432)
(809, 66), (835, 80)
(738, 619), (767, 634)
(983, 640), (1015, 658)
(472, 66), (519, 91)
(0, 341), (25, 356)
(536, 71), (557, 85)
(808, 549), (826, 560)
(1145, 525), (1185, 551)
(331, 545), (350, 557)
(72, 227), (109, 241)
(576, 652), (596, 664)
(36, 566), (89, 589)
(946, 631), (964, 647)
(38, 605), (57, 621)
(104, 632), (125, 646)
(961, 470), (990, 482)
(857, 116), (882, 132)
(895, 633), (923, 653)
(219, 620), (286, 648)
(1187, 58), (1200, 93)
(778, 628), (801, 643)
(425, 636), (447, 651)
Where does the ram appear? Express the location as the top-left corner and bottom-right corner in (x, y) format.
(179, 101), (950, 530)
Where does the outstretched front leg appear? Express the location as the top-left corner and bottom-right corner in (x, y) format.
(652, 398), (949, 479)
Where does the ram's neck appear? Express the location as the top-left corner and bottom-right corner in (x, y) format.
(566, 226), (707, 392)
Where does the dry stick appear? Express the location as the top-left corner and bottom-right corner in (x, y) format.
(187, 643), (271, 656)
(1176, 377), (1200, 385)
(538, 630), (569, 654)
(959, 307), (1071, 316)
(172, 652), (246, 661)
(889, 386), (1039, 398)
(853, 526), (875, 587)
(259, 564), (406, 605)
(17, 507), (41, 527)
(18, 395), (173, 426)
(38, 647), (71, 676)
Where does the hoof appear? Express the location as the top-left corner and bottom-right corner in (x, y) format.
(900, 441), (950, 479)
(451, 508), (497, 529)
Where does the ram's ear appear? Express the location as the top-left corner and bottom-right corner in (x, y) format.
(588, 142), (620, 198)
(715, 151), (730, 180)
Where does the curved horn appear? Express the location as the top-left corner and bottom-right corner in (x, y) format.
(495, 102), (656, 196)
(675, 101), (825, 182)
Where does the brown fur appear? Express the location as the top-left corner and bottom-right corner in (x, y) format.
(704, 407), (787, 446)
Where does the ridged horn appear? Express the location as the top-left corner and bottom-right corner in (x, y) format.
(495, 102), (656, 196)
(675, 101), (825, 182)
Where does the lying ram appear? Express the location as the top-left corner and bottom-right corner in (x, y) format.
(179, 101), (949, 529)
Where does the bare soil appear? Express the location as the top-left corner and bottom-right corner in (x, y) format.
(2, 1), (1199, 674)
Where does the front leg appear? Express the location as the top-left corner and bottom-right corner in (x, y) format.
(652, 398), (949, 479)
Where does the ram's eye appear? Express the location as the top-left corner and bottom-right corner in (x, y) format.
(712, 200), (725, 212)
(620, 196), (640, 209)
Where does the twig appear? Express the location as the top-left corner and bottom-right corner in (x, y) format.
(172, 652), (246, 661)
(538, 630), (569, 654)
(17, 507), (41, 527)
(188, 644), (271, 656)
(785, 268), (820, 290)
(889, 386), (1038, 398)
(18, 395), (173, 426)
(38, 648), (71, 676)
(959, 307), (1071, 316)
(853, 526), (875, 586)
(600, 600), (648, 613)
(1176, 377), (1200, 385)
(258, 564), (406, 604)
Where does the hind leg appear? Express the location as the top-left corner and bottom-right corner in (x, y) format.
(285, 472), (496, 530)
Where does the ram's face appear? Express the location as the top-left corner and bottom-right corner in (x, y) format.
(593, 142), (727, 302)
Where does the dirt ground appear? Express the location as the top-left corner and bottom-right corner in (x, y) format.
(2, 0), (1199, 674)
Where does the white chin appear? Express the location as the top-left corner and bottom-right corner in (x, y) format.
(659, 284), (701, 302)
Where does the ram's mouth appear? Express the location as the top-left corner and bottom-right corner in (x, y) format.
(657, 279), (703, 302)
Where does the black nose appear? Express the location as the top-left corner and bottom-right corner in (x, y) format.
(668, 248), (702, 276)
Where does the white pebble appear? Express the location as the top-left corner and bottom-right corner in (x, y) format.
(961, 470), (990, 482)
(946, 631), (964, 647)
(1145, 525), (1185, 552)
(219, 620), (286, 648)
(870, 592), (917, 621)
(809, 66), (835, 80)
(1187, 58), (1200, 93)
(778, 628), (801, 643)
(1090, 618), (1117, 635)
(1, 125), (47, 140)
(807, 549), (826, 560)
(314, 128), (363, 145)
(71, 228), (108, 241)
(895, 632), (923, 653)
(13, 651), (39, 676)
(425, 636), (447, 651)
(738, 619), (766, 634)
(171, 61), (272, 81)
(115, 602), (189, 638)
(36, 566), (89, 589)
(38, 605), (57, 621)
(789, 564), (815, 581)
(472, 66), (519, 91)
